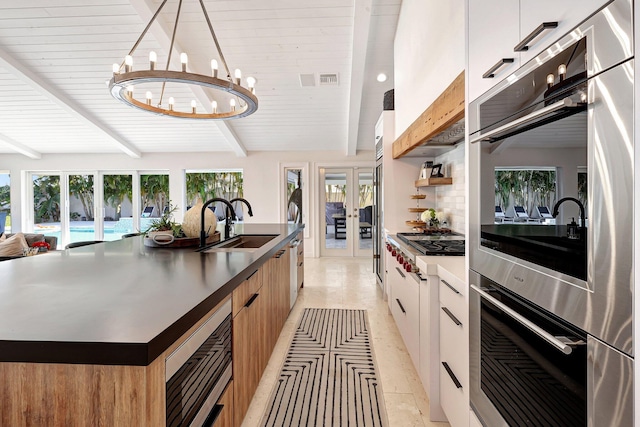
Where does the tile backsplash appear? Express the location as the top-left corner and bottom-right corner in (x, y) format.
(434, 143), (465, 234)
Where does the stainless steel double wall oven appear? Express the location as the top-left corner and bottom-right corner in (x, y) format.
(469, 0), (634, 425)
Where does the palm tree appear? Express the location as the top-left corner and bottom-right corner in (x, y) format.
(33, 175), (60, 223)
(140, 174), (169, 214)
(69, 175), (95, 220)
(104, 175), (132, 220)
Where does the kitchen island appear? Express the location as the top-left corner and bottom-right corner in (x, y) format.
(0, 223), (303, 426)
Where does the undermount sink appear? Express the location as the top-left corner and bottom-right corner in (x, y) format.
(203, 234), (278, 252)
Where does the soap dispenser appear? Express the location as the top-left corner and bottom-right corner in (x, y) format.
(567, 217), (579, 240)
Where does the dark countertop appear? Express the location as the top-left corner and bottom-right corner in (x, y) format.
(0, 223), (303, 366)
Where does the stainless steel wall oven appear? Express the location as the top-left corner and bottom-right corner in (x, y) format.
(468, 0), (634, 425)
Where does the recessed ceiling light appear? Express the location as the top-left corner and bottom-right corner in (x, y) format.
(376, 73), (387, 82)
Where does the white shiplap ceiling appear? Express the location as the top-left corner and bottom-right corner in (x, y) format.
(0, 0), (399, 158)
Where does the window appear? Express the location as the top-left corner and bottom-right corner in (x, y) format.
(32, 174), (61, 241)
(0, 172), (10, 233)
(494, 168), (557, 218)
(186, 171), (244, 220)
(103, 174), (133, 241)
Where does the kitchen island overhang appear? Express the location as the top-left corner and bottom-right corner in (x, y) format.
(0, 223), (303, 366)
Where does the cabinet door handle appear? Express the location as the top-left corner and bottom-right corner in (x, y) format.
(395, 267), (406, 278)
(441, 279), (460, 294)
(275, 250), (285, 259)
(442, 362), (462, 389)
(203, 404), (224, 427)
(514, 21), (558, 52)
(441, 306), (462, 326)
(395, 298), (406, 314)
(416, 272), (428, 282)
(244, 293), (259, 308)
(482, 58), (514, 79)
(298, 262), (303, 267)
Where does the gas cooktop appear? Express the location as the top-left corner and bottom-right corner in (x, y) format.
(397, 232), (465, 256)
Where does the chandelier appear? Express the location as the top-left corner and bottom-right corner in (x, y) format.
(108, 0), (258, 120)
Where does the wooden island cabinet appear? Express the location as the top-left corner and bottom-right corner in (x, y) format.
(0, 224), (303, 427)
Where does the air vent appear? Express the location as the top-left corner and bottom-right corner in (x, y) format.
(319, 73), (339, 86)
(299, 73), (316, 87)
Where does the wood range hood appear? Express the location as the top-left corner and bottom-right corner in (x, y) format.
(392, 71), (464, 158)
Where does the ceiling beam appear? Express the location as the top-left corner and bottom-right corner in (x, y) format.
(129, 0), (248, 157)
(346, 0), (373, 156)
(0, 132), (41, 159)
(0, 47), (142, 159)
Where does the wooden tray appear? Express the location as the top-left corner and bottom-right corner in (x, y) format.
(408, 207), (427, 213)
(410, 194), (426, 199)
(143, 231), (220, 248)
(405, 220), (426, 227)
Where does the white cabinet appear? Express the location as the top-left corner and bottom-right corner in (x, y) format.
(519, 0), (605, 64)
(468, 0), (608, 102)
(438, 267), (469, 427)
(389, 262), (420, 369)
(419, 273), (446, 422)
(467, 0), (520, 102)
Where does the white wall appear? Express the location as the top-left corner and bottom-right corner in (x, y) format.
(435, 144), (466, 233)
(0, 150), (375, 257)
(393, 0), (466, 230)
(394, 0), (465, 136)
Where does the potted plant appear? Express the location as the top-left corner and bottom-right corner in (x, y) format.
(144, 203), (184, 241)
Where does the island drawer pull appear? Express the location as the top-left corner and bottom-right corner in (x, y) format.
(244, 293), (259, 308)
(441, 306), (462, 326)
(203, 404), (224, 427)
(441, 279), (460, 294)
(396, 298), (406, 314)
(514, 21), (558, 52)
(482, 58), (514, 79)
(246, 269), (259, 281)
(442, 362), (462, 389)
(298, 262), (303, 267)
(275, 249), (286, 258)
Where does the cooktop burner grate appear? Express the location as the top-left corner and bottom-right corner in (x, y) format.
(397, 233), (465, 256)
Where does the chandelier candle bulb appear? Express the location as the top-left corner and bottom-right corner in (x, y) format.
(211, 100), (217, 113)
(168, 97), (175, 111)
(149, 51), (157, 70)
(146, 91), (152, 105)
(211, 59), (218, 78)
(180, 53), (188, 72)
(126, 85), (134, 96)
(230, 98), (236, 111)
(191, 100), (197, 113)
(112, 63), (120, 74)
(547, 73), (554, 88)
(247, 76), (256, 93)
(558, 63), (567, 81)
(124, 55), (133, 72)
(234, 69), (242, 85)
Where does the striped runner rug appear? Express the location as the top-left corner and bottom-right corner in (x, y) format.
(260, 308), (388, 427)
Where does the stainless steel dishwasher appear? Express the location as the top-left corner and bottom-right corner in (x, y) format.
(289, 238), (301, 309)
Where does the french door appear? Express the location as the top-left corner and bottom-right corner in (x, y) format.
(320, 167), (373, 257)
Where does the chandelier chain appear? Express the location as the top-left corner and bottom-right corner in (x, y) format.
(125, 0), (169, 62)
(160, 0), (184, 107)
(199, 0), (232, 80)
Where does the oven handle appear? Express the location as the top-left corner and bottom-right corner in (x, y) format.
(469, 97), (580, 144)
(471, 285), (573, 355)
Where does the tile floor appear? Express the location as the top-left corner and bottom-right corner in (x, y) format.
(242, 257), (450, 427)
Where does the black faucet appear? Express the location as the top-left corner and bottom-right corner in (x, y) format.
(200, 198), (236, 248)
(228, 197), (254, 219)
(552, 197), (586, 231)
